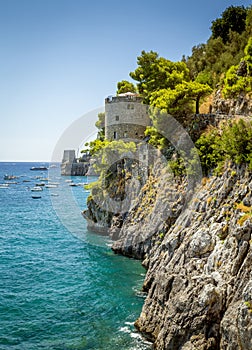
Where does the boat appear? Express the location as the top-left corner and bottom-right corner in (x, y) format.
(32, 195), (41, 199)
(69, 183), (78, 187)
(31, 186), (43, 192)
(4, 175), (18, 180)
(30, 166), (48, 171)
(45, 184), (58, 188)
(0, 184), (9, 188)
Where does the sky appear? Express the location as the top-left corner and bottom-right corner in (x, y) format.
(0, 0), (251, 161)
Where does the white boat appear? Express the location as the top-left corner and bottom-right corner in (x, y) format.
(31, 186), (43, 192)
(45, 184), (58, 188)
(0, 184), (9, 188)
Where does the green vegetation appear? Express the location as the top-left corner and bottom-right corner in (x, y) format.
(117, 80), (137, 94)
(129, 50), (211, 115)
(185, 5), (252, 88)
(211, 6), (247, 44)
(223, 37), (252, 97)
(85, 5), (252, 190)
(196, 119), (252, 174)
(85, 140), (137, 201)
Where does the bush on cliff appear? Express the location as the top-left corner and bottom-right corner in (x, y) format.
(196, 118), (252, 174)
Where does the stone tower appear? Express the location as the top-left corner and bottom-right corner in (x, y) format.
(105, 92), (150, 141)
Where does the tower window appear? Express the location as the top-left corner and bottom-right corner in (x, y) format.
(124, 131), (127, 138)
(113, 131), (117, 139)
(115, 115), (119, 121)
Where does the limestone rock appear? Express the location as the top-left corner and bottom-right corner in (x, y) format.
(113, 164), (252, 349)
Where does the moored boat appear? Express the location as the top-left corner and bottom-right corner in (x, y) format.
(31, 186), (43, 192)
(32, 195), (42, 199)
(4, 174), (18, 180)
(30, 166), (48, 171)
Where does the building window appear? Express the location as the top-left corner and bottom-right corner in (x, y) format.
(143, 155), (146, 160)
(115, 115), (119, 121)
(124, 131), (127, 138)
(127, 104), (134, 110)
(113, 131), (117, 139)
(135, 132), (138, 136)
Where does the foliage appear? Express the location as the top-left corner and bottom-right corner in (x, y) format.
(211, 6), (247, 43)
(95, 112), (105, 130)
(94, 140), (136, 173)
(95, 112), (105, 141)
(195, 126), (223, 175)
(223, 37), (252, 97)
(185, 6), (251, 88)
(149, 81), (212, 116)
(129, 50), (211, 120)
(86, 139), (111, 156)
(117, 80), (137, 94)
(129, 50), (190, 103)
(86, 140), (137, 198)
(196, 119), (252, 175)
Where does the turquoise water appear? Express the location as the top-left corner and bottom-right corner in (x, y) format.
(0, 162), (151, 350)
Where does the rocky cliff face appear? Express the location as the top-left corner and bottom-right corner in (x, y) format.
(212, 91), (252, 116)
(111, 164), (252, 349)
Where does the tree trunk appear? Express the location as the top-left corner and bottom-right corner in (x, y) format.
(196, 96), (200, 114)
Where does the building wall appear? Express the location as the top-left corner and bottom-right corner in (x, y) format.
(62, 150), (76, 163)
(105, 96), (150, 141)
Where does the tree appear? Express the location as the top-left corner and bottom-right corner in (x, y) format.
(95, 112), (105, 141)
(149, 81), (212, 115)
(130, 50), (190, 103)
(211, 6), (247, 43)
(117, 80), (137, 94)
(223, 37), (252, 97)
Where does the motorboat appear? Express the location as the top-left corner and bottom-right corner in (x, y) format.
(45, 184), (58, 188)
(0, 184), (9, 188)
(31, 186), (43, 192)
(30, 166), (48, 171)
(4, 175), (18, 180)
(32, 195), (42, 199)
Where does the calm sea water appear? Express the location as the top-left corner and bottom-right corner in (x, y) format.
(0, 162), (151, 350)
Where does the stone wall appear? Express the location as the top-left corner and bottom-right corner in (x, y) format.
(105, 96), (150, 141)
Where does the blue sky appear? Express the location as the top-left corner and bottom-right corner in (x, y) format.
(0, 0), (251, 161)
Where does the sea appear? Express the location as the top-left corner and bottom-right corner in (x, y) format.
(0, 162), (152, 350)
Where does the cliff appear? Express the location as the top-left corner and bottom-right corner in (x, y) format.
(111, 163), (252, 349)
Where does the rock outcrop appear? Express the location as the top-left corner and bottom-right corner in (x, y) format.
(212, 90), (252, 116)
(112, 164), (252, 349)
